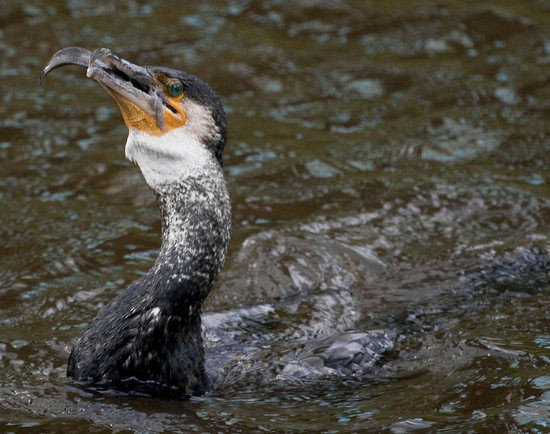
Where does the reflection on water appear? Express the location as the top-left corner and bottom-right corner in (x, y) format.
(1, 0), (549, 431)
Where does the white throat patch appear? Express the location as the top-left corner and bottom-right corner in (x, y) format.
(125, 100), (219, 191)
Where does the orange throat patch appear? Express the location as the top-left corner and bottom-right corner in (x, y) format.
(107, 90), (186, 137)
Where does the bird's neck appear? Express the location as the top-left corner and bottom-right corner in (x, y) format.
(153, 164), (231, 309)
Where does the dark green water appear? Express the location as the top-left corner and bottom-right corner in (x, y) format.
(1, 0), (549, 431)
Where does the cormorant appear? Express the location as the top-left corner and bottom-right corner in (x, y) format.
(41, 48), (395, 396)
(42, 47), (230, 395)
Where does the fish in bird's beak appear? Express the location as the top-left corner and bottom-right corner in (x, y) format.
(41, 47), (187, 136)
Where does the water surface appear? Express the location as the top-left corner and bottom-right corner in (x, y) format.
(0, 0), (549, 431)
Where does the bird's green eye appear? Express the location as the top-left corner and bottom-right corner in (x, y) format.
(168, 81), (183, 98)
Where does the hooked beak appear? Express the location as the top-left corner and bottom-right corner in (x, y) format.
(41, 47), (184, 133)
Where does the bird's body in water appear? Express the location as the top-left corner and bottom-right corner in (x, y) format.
(66, 167), (231, 394)
(41, 48), (550, 397)
(40, 48), (395, 395)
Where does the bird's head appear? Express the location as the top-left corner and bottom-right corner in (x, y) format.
(41, 47), (226, 191)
